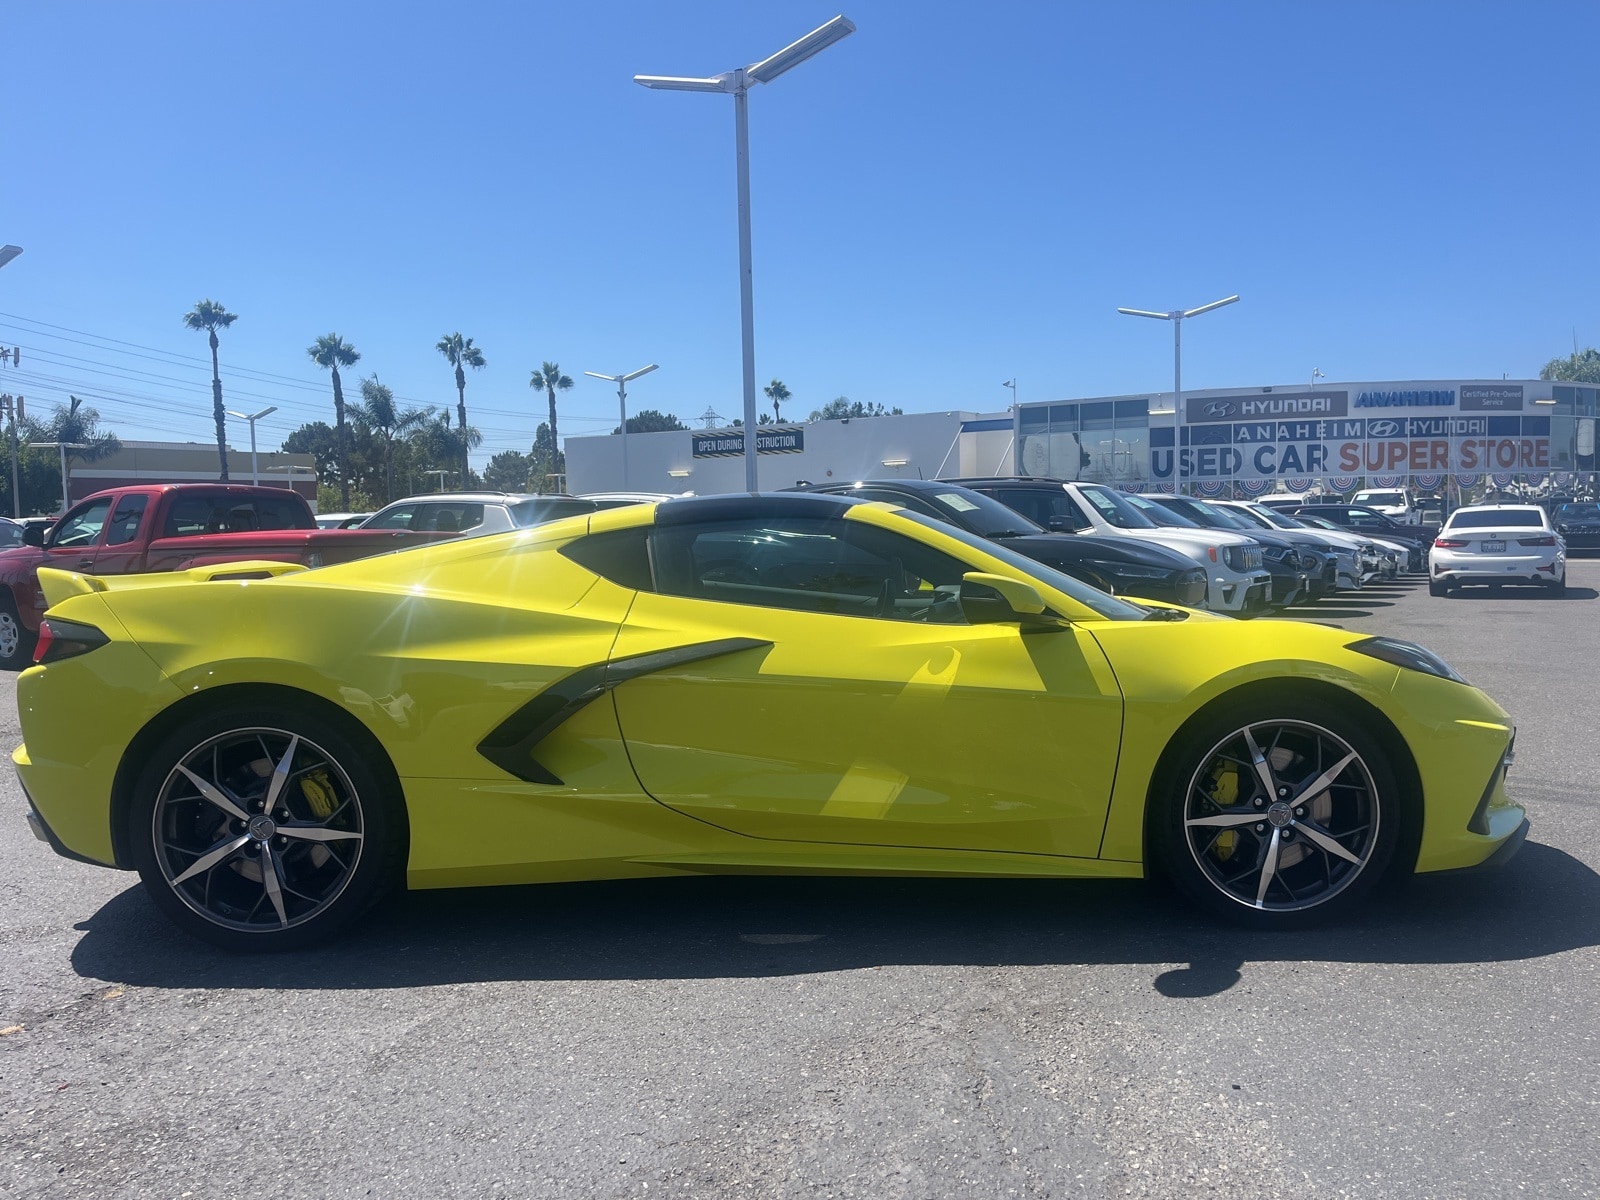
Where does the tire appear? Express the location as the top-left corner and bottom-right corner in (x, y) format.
(1549, 576), (1567, 597)
(1428, 578), (1449, 597)
(127, 699), (408, 951)
(1149, 697), (1404, 929)
(0, 593), (36, 671)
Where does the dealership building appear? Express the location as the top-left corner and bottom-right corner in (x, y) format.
(566, 378), (1598, 498)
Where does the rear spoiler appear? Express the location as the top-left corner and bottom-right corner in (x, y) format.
(37, 560), (308, 610)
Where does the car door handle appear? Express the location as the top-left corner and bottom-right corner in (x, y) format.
(76, 559), (94, 570)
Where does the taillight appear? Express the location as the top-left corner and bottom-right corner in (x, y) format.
(1434, 538), (1467, 548)
(33, 617), (109, 665)
(1517, 536), (1556, 547)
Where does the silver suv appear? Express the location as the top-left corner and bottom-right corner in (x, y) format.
(360, 492), (599, 536)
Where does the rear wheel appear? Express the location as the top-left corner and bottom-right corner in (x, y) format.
(1549, 575), (1567, 597)
(0, 593), (36, 670)
(128, 700), (407, 951)
(1151, 699), (1403, 929)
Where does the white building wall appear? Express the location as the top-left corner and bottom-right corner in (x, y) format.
(565, 410), (1016, 494)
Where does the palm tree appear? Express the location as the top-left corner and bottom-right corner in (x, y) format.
(307, 334), (361, 508)
(764, 379), (791, 423)
(529, 362), (573, 454)
(436, 333), (486, 486)
(182, 299), (238, 480)
(358, 375), (431, 503)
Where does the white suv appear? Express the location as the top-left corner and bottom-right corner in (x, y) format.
(955, 478), (1271, 613)
(1351, 489), (1416, 522)
(361, 492), (599, 536)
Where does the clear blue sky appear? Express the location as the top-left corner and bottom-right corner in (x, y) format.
(4, 1), (1596, 470)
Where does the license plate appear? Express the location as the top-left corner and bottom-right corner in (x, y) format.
(1481, 540), (1506, 553)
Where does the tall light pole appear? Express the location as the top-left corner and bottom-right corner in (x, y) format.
(226, 406), (278, 485)
(637, 15), (856, 492)
(1002, 379), (1019, 475)
(585, 364), (659, 490)
(1117, 295), (1239, 495)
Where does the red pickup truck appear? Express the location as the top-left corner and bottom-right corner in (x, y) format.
(0, 484), (446, 668)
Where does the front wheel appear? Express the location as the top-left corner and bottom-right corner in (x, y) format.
(128, 700), (408, 951)
(1150, 700), (1404, 929)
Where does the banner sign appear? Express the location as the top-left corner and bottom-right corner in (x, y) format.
(1150, 414), (1551, 482)
(692, 426), (806, 458)
(1460, 384), (1525, 412)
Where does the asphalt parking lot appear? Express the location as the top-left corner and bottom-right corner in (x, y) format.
(2, 565), (1597, 1199)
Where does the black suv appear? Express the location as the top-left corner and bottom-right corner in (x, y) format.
(790, 479), (1208, 606)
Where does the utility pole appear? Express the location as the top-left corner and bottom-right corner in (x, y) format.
(0, 348), (19, 517)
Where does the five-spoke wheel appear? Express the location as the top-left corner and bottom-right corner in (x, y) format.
(130, 701), (406, 950)
(1153, 701), (1402, 927)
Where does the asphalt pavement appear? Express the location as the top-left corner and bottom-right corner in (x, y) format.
(3, 564), (1597, 1199)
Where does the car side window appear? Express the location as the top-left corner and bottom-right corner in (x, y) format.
(1346, 510), (1383, 527)
(51, 498), (114, 548)
(419, 503), (485, 533)
(989, 489), (1052, 527)
(105, 495), (149, 546)
(366, 505), (418, 531)
(650, 516), (972, 623)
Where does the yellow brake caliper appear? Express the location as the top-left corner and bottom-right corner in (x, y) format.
(1206, 761), (1242, 861)
(299, 769), (338, 820)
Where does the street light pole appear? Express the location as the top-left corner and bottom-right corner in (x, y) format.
(585, 364), (659, 490)
(426, 470), (451, 493)
(1117, 295), (1239, 495)
(637, 15), (856, 492)
(225, 406), (278, 485)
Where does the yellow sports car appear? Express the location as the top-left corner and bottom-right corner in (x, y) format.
(15, 493), (1527, 950)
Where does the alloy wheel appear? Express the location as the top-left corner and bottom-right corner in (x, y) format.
(151, 727), (366, 933)
(1182, 720), (1379, 912)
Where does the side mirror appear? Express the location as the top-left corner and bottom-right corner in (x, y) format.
(959, 571), (1064, 630)
(23, 524), (45, 547)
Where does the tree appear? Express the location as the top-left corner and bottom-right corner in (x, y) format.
(483, 450), (531, 492)
(528, 423), (565, 493)
(307, 334), (361, 508)
(764, 378), (791, 422)
(182, 299), (238, 480)
(808, 396), (905, 421)
(611, 409), (688, 435)
(436, 333), (486, 486)
(357, 375), (431, 503)
(16, 397), (121, 514)
(529, 362), (573, 453)
(1540, 348), (1600, 384)
(415, 410), (483, 491)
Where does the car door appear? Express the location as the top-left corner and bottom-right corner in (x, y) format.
(86, 493), (151, 575)
(608, 510), (1124, 860)
(42, 496), (115, 573)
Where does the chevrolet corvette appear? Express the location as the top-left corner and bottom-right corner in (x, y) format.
(15, 493), (1527, 950)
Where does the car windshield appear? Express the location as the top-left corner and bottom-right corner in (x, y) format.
(1235, 503), (1299, 531)
(1557, 503), (1600, 519)
(1077, 485), (1158, 529)
(1195, 502), (1259, 531)
(895, 510), (1148, 621)
(1447, 509), (1545, 529)
(1355, 491), (1405, 505)
(919, 488), (1045, 538)
(1122, 493), (1200, 527)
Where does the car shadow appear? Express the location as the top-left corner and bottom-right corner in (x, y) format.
(69, 841), (1598, 999)
(1443, 587), (1597, 601)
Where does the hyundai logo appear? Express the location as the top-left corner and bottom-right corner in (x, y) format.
(1204, 402), (1236, 418)
(1367, 419), (1400, 437)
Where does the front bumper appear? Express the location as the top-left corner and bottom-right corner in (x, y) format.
(1208, 570), (1272, 613)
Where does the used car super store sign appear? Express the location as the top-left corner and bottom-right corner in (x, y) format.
(1154, 384), (1549, 480)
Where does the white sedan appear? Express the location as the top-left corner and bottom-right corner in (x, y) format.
(1429, 504), (1567, 597)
